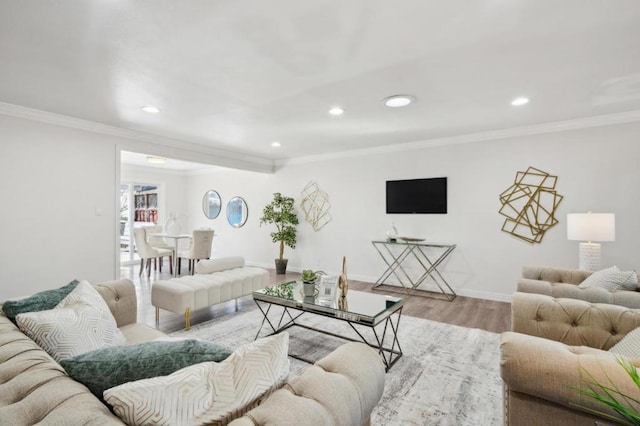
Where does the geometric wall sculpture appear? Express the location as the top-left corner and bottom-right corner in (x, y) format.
(498, 166), (563, 244)
(300, 181), (332, 232)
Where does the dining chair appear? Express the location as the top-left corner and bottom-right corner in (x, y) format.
(132, 228), (173, 277)
(145, 225), (174, 253)
(177, 229), (214, 275)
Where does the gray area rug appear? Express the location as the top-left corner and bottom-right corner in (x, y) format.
(170, 304), (502, 426)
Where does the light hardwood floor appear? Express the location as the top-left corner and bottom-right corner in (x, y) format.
(121, 261), (511, 335)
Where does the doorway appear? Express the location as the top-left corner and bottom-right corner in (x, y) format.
(119, 183), (161, 266)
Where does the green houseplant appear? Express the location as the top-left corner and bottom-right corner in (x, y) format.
(573, 358), (640, 425)
(259, 192), (299, 274)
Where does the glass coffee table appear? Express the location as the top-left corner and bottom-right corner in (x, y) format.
(252, 280), (403, 371)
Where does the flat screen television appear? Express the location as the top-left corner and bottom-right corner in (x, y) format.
(386, 177), (447, 214)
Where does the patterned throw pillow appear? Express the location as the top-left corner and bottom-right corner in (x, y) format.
(577, 265), (638, 291)
(16, 281), (126, 362)
(104, 332), (290, 426)
(609, 327), (640, 358)
(2, 280), (79, 321)
(61, 339), (232, 400)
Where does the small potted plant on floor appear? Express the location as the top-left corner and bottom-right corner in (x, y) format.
(260, 192), (299, 274)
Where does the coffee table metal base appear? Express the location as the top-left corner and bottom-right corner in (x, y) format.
(253, 300), (403, 372)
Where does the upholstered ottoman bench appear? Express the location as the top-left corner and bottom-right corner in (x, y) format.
(152, 257), (269, 329)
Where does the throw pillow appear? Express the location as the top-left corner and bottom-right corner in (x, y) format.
(609, 327), (640, 358)
(577, 265), (638, 291)
(16, 281), (126, 362)
(61, 339), (233, 400)
(104, 332), (290, 426)
(2, 279), (79, 321)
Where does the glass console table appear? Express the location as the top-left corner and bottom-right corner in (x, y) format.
(371, 240), (457, 301)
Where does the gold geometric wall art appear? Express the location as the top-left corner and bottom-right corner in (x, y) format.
(300, 181), (332, 231)
(498, 166), (563, 244)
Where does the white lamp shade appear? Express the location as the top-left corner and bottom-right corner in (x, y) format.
(566, 213), (615, 242)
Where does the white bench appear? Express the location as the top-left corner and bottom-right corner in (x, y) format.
(151, 257), (269, 329)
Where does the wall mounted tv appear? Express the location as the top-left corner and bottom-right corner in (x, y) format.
(386, 177), (447, 214)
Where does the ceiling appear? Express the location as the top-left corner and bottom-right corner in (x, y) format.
(1, 1), (640, 165)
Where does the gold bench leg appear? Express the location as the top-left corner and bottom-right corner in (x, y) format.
(185, 308), (190, 330)
(155, 306), (159, 327)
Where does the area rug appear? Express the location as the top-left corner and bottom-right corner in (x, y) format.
(170, 305), (502, 426)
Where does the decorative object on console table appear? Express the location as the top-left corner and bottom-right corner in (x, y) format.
(385, 222), (398, 242)
(259, 193), (299, 274)
(567, 212), (615, 271)
(498, 166), (563, 244)
(338, 256), (349, 297)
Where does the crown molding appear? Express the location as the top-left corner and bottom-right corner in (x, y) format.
(3, 101), (639, 171)
(275, 110), (640, 167)
(0, 102), (274, 173)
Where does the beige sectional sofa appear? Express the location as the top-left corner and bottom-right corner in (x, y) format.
(1, 279), (385, 425)
(518, 265), (640, 308)
(152, 256), (269, 329)
(501, 292), (640, 425)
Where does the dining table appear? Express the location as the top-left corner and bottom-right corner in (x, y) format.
(147, 232), (191, 277)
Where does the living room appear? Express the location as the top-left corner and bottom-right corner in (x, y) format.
(2, 2), (640, 425)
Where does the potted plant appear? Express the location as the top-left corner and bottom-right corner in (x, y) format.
(301, 269), (324, 296)
(259, 192), (299, 274)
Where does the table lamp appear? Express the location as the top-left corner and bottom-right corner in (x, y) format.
(566, 212), (615, 271)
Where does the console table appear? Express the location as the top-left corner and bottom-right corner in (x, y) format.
(371, 240), (457, 301)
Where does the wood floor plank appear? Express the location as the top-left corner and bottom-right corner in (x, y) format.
(121, 261), (511, 335)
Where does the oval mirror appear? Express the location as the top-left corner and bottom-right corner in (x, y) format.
(203, 190), (221, 219)
(227, 196), (248, 228)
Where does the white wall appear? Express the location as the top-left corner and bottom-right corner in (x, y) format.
(186, 122), (640, 301)
(1, 111), (638, 302)
(0, 115), (118, 298)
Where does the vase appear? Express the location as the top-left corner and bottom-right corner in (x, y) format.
(302, 282), (316, 297)
(386, 222), (398, 241)
(165, 214), (180, 236)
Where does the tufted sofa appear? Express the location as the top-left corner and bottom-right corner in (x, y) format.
(1, 279), (385, 425)
(0, 279), (164, 425)
(500, 292), (640, 425)
(518, 265), (640, 308)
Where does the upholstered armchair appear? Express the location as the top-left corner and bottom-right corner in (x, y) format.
(518, 266), (640, 308)
(501, 292), (640, 425)
(177, 229), (214, 275)
(132, 228), (173, 277)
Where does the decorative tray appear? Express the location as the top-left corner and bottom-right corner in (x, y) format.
(398, 236), (425, 242)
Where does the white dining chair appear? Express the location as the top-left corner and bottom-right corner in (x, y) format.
(177, 229), (214, 275)
(145, 225), (174, 253)
(132, 228), (173, 277)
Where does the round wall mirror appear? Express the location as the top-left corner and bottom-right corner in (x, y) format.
(227, 196), (248, 228)
(203, 190), (221, 219)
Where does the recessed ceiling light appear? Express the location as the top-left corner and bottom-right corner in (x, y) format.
(383, 95), (415, 108)
(271, 141), (281, 148)
(141, 105), (160, 113)
(511, 97), (529, 106)
(146, 156), (166, 164)
(328, 107), (344, 116)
